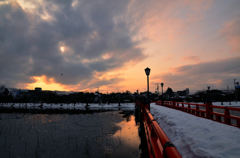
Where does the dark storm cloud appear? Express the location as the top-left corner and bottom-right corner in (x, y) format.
(0, 3), (32, 86)
(0, 0), (144, 88)
(176, 57), (240, 74)
(154, 57), (240, 90)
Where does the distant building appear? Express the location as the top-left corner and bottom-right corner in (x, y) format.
(177, 88), (189, 96)
(0, 86), (9, 96)
(0, 86), (5, 94)
(234, 81), (240, 100)
(235, 82), (240, 90)
(35, 87), (42, 92)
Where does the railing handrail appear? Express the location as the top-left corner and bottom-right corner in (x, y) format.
(163, 101), (240, 111)
(155, 101), (240, 128)
(136, 101), (182, 158)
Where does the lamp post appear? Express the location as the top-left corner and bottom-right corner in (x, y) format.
(145, 67), (151, 97)
(161, 82), (164, 95)
(161, 82), (164, 105)
(145, 67), (151, 110)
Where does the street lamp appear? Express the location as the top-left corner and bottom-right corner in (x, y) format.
(145, 67), (151, 110)
(145, 67), (151, 97)
(161, 82), (164, 100)
(161, 82), (164, 93)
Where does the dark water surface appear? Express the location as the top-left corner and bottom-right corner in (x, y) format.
(0, 111), (141, 158)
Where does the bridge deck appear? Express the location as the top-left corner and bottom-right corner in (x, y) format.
(151, 103), (240, 158)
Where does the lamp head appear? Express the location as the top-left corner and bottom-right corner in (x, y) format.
(145, 67), (151, 76)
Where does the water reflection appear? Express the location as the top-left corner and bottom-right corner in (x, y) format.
(113, 115), (140, 148)
(27, 114), (64, 124)
(0, 110), (142, 158)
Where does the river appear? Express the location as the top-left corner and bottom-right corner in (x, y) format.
(0, 109), (143, 158)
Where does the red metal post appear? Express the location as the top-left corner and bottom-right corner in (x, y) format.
(173, 101), (176, 109)
(237, 119), (240, 128)
(196, 105), (199, 116)
(216, 115), (221, 122)
(224, 107), (231, 125)
(206, 103), (213, 119)
(176, 102), (179, 109)
(187, 104), (191, 113)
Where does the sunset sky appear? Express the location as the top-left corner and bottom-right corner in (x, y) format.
(0, 0), (240, 93)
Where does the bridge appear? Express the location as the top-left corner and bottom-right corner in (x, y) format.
(135, 99), (240, 158)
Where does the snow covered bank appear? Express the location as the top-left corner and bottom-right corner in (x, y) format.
(150, 103), (240, 158)
(195, 102), (240, 107)
(0, 103), (135, 111)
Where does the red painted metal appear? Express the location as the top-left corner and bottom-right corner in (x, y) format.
(136, 101), (182, 158)
(155, 101), (240, 128)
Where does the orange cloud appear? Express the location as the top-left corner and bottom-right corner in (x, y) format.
(133, 0), (214, 43)
(25, 75), (70, 91)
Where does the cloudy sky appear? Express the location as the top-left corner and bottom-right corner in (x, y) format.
(0, 0), (240, 93)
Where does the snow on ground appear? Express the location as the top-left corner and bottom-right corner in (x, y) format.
(0, 103), (135, 111)
(212, 102), (240, 107)
(150, 103), (240, 158)
(195, 102), (240, 107)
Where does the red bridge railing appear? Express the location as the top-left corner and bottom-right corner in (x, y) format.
(155, 101), (240, 128)
(136, 101), (181, 158)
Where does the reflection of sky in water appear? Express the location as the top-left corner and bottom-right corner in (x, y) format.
(27, 114), (64, 124)
(0, 111), (141, 158)
(113, 115), (140, 148)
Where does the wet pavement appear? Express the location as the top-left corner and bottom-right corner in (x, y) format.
(0, 110), (143, 158)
